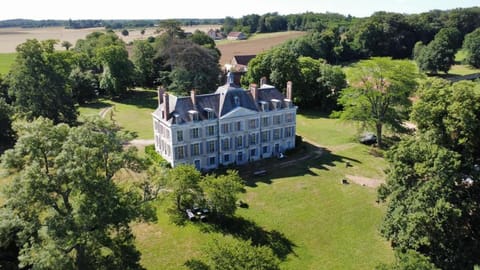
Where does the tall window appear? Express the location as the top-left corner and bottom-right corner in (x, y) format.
(191, 143), (201, 156)
(191, 128), (200, 139)
(248, 119), (257, 129)
(285, 113), (294, 123)
(249, 133), (257, 145)
(175, 146), (185, 159)
(285, 127), (294, 137)
(177, 130), (183, 142)
(224, 154), (230, 162)
(222, 138), (230, 151)
(237, 151), (243, 162)
(206, 125), (215, 136)
(273, 128), (281, 140)
(262, 116), (269, 127)
(235, 136), (243, 148)
(207, 140), (216, 153)
(209, 156), (216, 166)
(261, 131), (270, 143)
(273, 115), (281, 125)
(221, 123), (230, 134)
(235, 121), (242, 131)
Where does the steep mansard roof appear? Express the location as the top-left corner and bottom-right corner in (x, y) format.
(153, 76), (290, 124)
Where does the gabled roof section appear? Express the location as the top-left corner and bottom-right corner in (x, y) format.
(215, 72), (258, 117)
(232, 55), (256, 66)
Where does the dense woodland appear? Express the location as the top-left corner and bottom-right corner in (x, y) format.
(0, 6), (480, 270)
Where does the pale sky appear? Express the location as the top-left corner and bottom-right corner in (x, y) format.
(1, 0), (479, 20)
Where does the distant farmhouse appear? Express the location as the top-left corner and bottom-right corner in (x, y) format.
(207, 28), (223, 40)
(152, 73), (297, 171)
(224, 54), (257, 85)
(227, 31), (247, 40)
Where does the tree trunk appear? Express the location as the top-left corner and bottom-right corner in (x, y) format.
(75, 245), (87, 270)
(376, 122), (383, 147)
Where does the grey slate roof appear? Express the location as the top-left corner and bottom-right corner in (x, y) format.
(154, 75), (289, 124)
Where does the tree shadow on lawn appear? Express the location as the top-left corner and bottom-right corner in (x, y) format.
(80, 100), (112, 109)
(112, 88), (158, 110)
(238, 141), (361, 187)
(199, 215), (296, 260)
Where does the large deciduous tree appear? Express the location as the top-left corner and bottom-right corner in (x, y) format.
(462, 27), (480, 68)
(0, 117), (155, 269)
(97, 45), (134, 97)
(335, 57), (419, 146)
(7, 39), (77, 124)
(414, 27), (461, 74)
(132, 40), (157, 87)
(378, 78), (480, 270)
(156, 39), (220, 95)
(188, 236), (280, 270)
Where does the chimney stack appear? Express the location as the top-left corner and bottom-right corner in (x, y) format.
(190, 89), (196, 107)
(163, 93), (169, 119)
(286, 81), (293, 100)
(260, 76), (267, 86)
(250, 83), (258, 101)
(157, 86), (165, 105)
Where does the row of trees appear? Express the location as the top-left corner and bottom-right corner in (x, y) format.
(230, 7), (480, 71)
(0, 20), (223, 150)
(378, 78), (480, 270)
(242, 47), (346, 111)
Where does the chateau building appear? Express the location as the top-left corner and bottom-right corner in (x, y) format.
(152, 73), (297, 170)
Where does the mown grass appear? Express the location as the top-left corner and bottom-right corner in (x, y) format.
(78, 88), (157, 139)
(130, 110), (392, 269)
(0, 53), (16, 75)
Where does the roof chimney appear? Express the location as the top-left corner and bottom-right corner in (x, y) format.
(163, 93), (169, 120)
(260, 76), (267, 87)
(250, 83), (258, 101)
(190, 89), (197, 107)
(157, 86), (165, 105)
(286, 81), (293, 100)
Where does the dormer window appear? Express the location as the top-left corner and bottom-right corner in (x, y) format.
(173, 113), (181, 124)
(204, 108), (215, 120)
(189, 110), (199, 122)
(234, 96), (240, 107)
(284, 99), (292, 108)
(271, 99), (281, 110)
(260, 101), (268, 112)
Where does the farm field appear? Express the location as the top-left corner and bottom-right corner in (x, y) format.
(0, 25), (222, 53)
(78, 94), (393, 269)
(216, 31), (306, 66)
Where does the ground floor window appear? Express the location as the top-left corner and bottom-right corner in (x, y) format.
(263, 145), (269, 154)
(237, 151), (243, 162)
(224, 154), (230, 163)
(209, 156), (216, 166)
(250, 148), (256, 157)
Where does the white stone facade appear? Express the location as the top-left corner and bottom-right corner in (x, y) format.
(152, 76), (297, 171)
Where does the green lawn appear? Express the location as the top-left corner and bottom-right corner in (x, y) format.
(132, 110), (393, 269)
(79, 88), (157, 139)
(0, 53), (16, 75)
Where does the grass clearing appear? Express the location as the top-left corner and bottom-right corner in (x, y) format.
(129, 109), (393, 269)
(0, 53), (16, 75)
(79, 88), (157, 139)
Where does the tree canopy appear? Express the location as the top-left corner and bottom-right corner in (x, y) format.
(379, 78), (480, 269)
(462, 27), (480, 68)
(334, 57), (419, 146)
(0, 117), (156, 269)
(7, 39), (77, 124)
